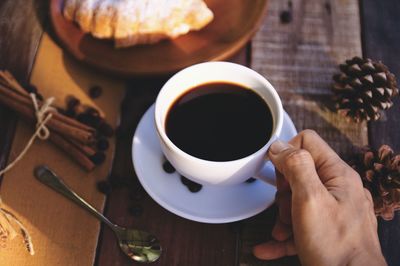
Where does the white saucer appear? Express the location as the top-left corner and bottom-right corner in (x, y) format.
(132, 105), (297, 223)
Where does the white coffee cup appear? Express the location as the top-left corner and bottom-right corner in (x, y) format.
(155, 62), (283, 186)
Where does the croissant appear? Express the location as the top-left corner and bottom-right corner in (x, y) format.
(63, 0), (214, 48)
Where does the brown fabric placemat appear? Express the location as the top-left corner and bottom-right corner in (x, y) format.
(0, 33), (125, 265)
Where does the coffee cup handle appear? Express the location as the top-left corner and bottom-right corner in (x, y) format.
(253, 160), (277, 186)
(252, 135), (279, 187)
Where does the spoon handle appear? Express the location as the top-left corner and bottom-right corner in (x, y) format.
(34, 166), (117, 230)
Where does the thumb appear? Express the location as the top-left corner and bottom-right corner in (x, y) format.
(268, 140), (325, 198)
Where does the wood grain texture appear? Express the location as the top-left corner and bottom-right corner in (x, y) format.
(0, 0), (45, 180)
(241, 0), (365, 265)
(95, 49), (250, 266)
(0, 34), (125, 265)
(361, 1), (400, 265)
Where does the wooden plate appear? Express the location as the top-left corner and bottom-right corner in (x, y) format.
(50, 0), (268, 77)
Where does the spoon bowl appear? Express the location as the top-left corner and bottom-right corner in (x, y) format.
(114, 225), (161, 263)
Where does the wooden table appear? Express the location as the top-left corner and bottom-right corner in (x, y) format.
(0, 1), (399, 265)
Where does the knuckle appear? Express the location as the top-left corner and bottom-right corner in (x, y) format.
(283, 149), (313, 169)
(363, 188), (374, 204)
(300, 129), (319, 138)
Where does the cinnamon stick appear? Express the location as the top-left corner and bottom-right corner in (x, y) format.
(0, 73), (95, 133)
(0, 70), (107, 171)
(0, 70), (27, 95)
(70, 140), (97, 157)
(0, 84), (96, 145)
(50, 133), (95, 171)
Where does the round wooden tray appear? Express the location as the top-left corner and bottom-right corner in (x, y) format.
(50, 0), (268, 77)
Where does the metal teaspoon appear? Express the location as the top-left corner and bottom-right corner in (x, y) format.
(34, 166), (161, 263)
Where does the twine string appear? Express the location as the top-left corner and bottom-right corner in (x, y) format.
(0, 93), (55, 176)
(0, 92), (53, 255)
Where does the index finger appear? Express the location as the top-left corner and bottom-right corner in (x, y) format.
(288, 130), (360, 185)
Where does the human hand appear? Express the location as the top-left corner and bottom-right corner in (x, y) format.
(253, 130), (386, 266)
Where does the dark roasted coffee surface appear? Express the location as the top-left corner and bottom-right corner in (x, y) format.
(166, 82), (273, 161)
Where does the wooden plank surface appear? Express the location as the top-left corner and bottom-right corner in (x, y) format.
(240, 0), (366, 265)
(0, 0), (45, 180)
(0, 1), (398, 266)
(0, 34), (125, 265)
(361, 1), (400, 265)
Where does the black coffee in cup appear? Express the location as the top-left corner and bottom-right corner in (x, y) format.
(165, 82), (273, 161)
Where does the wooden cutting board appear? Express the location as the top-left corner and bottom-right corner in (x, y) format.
(0, 33), (124, 266)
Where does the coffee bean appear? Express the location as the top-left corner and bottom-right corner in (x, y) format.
(280, 10), (292, 24)
(77, 113), (102, 128)
(90, 152), (106, 165)
(98, 122), (114, 137)
(245, 177), (257, 183)
(188, 183), (202, 193)
(180, 176), (202, 193)
(84, 106), (100, 117)
(180, 176), (191, 186)
(162, 161), (175, 174)
(89, 85), (103, 99)
(66, 96), (80, 110)
(128, 205), (143, 217)
(97, 138), (109, 151)
(97, 180), (112, 195)
(64, 108), (77, 118)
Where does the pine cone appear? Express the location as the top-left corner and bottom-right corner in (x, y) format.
(351, 145), (400, 220)
(332, 57), (399, 122)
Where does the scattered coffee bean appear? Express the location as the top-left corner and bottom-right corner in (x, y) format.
(280, 10), (292, 24)
(188, 183), (203, 193)
(97, 138), (109, 151)
(84, 106), (101, 117)
(66, 96), (80, 110)
(90, 152), (106, 165)
(77, 113), (102, 128)
(180, 176), (202, 193)
(162, 161), (175, 174)
(89, 85), (103, 99)
(64, 108), (76, 118)
(180, 176), (190, 186)
(98, 122), (114, 137)
(97, 180), (112, 195)
(245, 177), (257, 183)
(128, 204), (143, 217)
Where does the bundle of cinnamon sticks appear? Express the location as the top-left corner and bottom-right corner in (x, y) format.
(0, 70), (109, 171)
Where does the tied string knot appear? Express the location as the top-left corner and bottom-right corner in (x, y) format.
(0, 93), (55, 176)
(30, 93), (55, 140)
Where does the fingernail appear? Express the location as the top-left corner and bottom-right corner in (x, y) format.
(269, 140), (291, 155)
